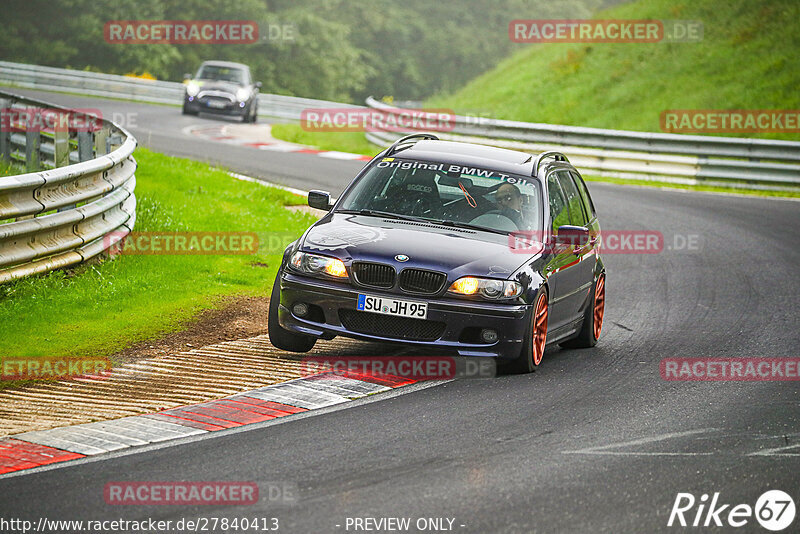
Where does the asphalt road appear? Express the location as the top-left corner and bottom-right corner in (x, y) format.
(1, 89), (799, 533)
(4, 88), (366, 195)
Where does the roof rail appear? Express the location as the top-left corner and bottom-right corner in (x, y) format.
(531, 151), (569, 176)
(385, 133), (439, 156)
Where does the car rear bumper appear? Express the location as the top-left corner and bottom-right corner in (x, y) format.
(277, 272), (532, 359)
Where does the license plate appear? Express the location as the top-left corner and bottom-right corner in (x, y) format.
(206, 100), (227, 109)
(357, 294), (427, 319)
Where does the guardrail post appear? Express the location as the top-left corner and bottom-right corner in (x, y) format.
(25, 108), (41, 172)
(54, 111), (74, 212)
(18, 109), (42, 221)
(108, 134), (123, 153)
(95, 126), (109, 156)
(0, 99), (9, 164)
(77, 131), (94, 162)
(53, 111), (70, 168)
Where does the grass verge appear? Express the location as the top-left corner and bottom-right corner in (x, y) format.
(0, 147), (317, 361)
(269, 123), (382, 156)
(0, 160), (25, 177)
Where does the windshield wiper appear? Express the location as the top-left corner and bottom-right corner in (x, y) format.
(337, 210), (509, 234)
(338, 209), (431, 223)
(430, 219), (510, 236)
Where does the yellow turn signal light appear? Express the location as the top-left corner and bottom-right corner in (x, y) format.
(448, 277), (523, 300)
(449, 277), (480, 295)
(324, 258), (348, 277)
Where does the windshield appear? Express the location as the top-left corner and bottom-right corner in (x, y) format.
(195, 65), (247, 85)
(338, 158), (542, 234)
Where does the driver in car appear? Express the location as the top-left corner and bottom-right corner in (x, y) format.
(495, 183), (528, 229)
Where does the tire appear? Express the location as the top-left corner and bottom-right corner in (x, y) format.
(505, 286), (549, 374)
(182, 103), (197, 116)
(560, 272), (605, 349)
(268, 270), (317, 352)
(242, 102), (257, 123)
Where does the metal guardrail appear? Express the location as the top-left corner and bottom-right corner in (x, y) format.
(0, 61), (361, 122)
(2, 61), (797, 191)
(364, 98), (800, 191)
(0, 90), (136, 283)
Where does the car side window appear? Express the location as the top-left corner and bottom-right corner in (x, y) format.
(546, 173), (569, 233)
(557, 171), (587, 227)
(570, 171), (596, 220)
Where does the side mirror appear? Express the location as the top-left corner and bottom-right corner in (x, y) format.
(554, 225), (589, 246)
(183, 73), (192, 81)
(308, 190), (333, 211)
(255, 81), (263, 89)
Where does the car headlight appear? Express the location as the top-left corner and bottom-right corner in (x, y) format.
(236, 88), (250, 102)
(186, 82), (200, 97)
(289, 251), (348, 278)
(448, 277), (523, 300)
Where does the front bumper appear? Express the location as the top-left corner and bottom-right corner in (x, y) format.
(278, 271), (532, 359)
(184, 96), (248, 116)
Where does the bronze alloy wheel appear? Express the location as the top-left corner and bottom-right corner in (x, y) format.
(593, 274), (606, 340)
(532, 292), (549, 365)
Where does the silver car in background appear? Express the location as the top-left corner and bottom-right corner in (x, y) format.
(182, 60), (261, 122)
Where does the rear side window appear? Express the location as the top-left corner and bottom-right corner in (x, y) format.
(546, 173), (569, 233)
(556, 171), (587, 226)
(571, 171), (596, 220)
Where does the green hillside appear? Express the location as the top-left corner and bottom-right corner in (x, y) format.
(429, 0), (799, 140)
(2, 0), (609, 103)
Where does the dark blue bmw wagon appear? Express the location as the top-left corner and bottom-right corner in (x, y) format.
(268, 134), (605, 373)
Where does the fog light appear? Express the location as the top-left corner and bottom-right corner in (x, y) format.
(480, 329), (498, 343)
(293, 302), (309, 317)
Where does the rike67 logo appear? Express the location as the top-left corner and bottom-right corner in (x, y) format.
(668, 490), (796, 531)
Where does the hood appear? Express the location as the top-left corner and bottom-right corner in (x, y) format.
(301, 213), (541, 280)
(195, 80), (244, 95)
